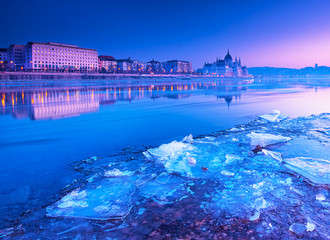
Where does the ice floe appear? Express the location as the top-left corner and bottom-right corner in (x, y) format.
(20, 112), (330, 239)
(259, 110), (288, 123)
(144, 140), (194, 162)
(248, 132), (292, 147)
(139, 174), (188, 205)
(223, 154), (243, 165)
(316, 193), (326, 201)
(262, 149), (283, 162)
(47, 176), (138, 220)
(186, 156), (196, 167)
(283, 157), (330, 186)
(307, 222), (316, 232)
(181, 134), (194, 144)
(104, 168), (135, 177)
(289, 223), (307, 235)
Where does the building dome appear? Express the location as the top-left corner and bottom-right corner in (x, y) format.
(224, 50), (232, 62)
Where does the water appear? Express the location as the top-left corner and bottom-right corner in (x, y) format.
(0, 77), (329, 239)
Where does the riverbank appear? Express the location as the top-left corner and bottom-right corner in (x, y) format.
(0, 71), (253, 80)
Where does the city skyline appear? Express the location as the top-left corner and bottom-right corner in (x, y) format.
(1, 0), (330, 69)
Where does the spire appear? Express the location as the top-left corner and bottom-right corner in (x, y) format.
(238, 57), (241, 66)
(225, 95), (232, 109)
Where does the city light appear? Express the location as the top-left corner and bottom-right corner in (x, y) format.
(1, 94), (5, 107)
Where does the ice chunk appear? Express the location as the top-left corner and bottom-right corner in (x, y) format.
(316, 193), (326, 201)
(193, 136), (218, 144)
(313, 128), (330, 136)
(104, 168), (134, 177)
(262, 149), (282, 162)
(253, 197), (269, 210)
(187, 156), (196, 167)
(164, 156), (193, 177)
(224, 154), (243, 165)
(47, 176), (137, 220)
(252, 181), (265, 189)
(139, 175), (187, 205)
(56, 189), (88, 209)
(182, 134), (193, 144)
(280, 178), (293, 186)
(307, 222), (316, 232)
(83, 156), (98, 164)
(221, 170), (235, 176)
(144, 140), (195, 177)
(144, 141), (194, 161)
(228, 127), (243, 132)
(259, 110), (288, 123)
(87, 174), (98, 183)
(249, 211), (260, 221)
(248, 132), (291, 147)
(289, 223), (306, 235)
(283, 157), (330, 186)
(156, 172), (171, 184)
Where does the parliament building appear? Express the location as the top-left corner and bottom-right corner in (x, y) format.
(200, 50), (248, 77)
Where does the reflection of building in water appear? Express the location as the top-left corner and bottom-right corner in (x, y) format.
(206, 84), (246, 109)
(1, 90), (99, 120)
(1, 80), (252, 120)
(217, 94), (241, 108)
(31, 91), (99, 120)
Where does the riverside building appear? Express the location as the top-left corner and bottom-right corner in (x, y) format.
(0, 48), (7, 62)
(1, 41), (194, 74)
(98, 55), (117, 73)
(7, 45), (26, 70)
(147, 59), (162, 73)
(200, 50), (248, 77)
(0, 48), (7, 71)
(162, 60), (192, 74)
(116, 58), (147, 73)
(24, 42), (98, 72)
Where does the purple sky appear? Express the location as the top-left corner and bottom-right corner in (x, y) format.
(1, 0), (330, 68)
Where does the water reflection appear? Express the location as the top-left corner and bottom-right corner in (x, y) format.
(0, 79), (251, 120)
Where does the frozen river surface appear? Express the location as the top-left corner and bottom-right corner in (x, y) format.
(0, 77), (329, 239)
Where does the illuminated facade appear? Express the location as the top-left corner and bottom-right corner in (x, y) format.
(1, 41), (196, 74)
(162, 60), (192, 73)
(132, 60), (147, 73)
(24, 42), (98, 72)
(116, 58), (147, 73)
(98, 55), (117, 72)
(147, 59), (162, 73)
(116, 58), (133, 72)
(7, 45), (26, 70)
(201, 50), (248, 77)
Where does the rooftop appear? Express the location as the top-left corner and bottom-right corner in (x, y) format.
(99, 55), (116, 61)
(166, 60), (191, 63)
(27, 42), (97, 51)
(117, 58), (134, 63)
